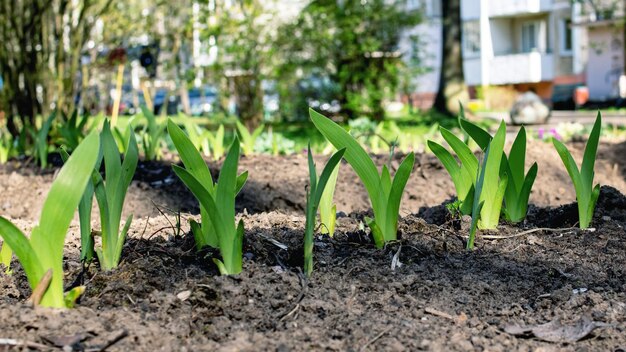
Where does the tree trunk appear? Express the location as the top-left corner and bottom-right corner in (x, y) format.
(433, 0), (468, 116)
(233, 73), (264, 129)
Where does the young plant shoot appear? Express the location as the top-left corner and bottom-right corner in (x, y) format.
(168, 120), (248, 274)
(310, 109), (415, 248)
(0, 131), (100, 307)
(429, 120), (508, 229)
(236, 121), (264, 156)
(458, 118), (537, 223)
(552, 113), (602, 229)
(467, 142), (491, 250)
(92, 121), (139, 270)
(318, 158), (340, 236)
(503, 127), (537, 222)
(305, 146), (345, 277)
(34, 111), (56, 168)
(140, 105), (166, 161)
(59, 147), (99, 263)
(168, 120), (248, 249)
(207, 124), (226, 161)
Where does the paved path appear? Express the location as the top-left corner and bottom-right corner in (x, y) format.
(476, 110), (625, 139)
(477, 110), (625, 126)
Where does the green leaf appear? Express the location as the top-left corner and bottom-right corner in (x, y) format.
(553, 139), (584, 201)
(478, 122), (506, 229)
(459, 118), (492, 150)
(380, 165), (392, 198)
(508, 127), (528, 191)
(440, 127), (478, 179)
(0, 218), (43, 286)
(383, 152), (415, 242)
(97, 122), (138, 270)
(236, 171), (249, 195)
(319, 155), (341, 236)
(168, 119), (218, 248)
(173, 138), (244, 276)
(310, 109), (383, 216)
(64, 286), (85, 308)
(313, 148), (346, 205)
(428, 140), (472, 209)
(310, 109), (413, 246)
(0, 241), (12, 273)
(581, 112), (602, 187)
(168, 120), (214, 187)
(29, 131), (100, 307)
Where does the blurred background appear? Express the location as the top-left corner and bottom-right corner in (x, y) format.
(0, 0), (625, 131)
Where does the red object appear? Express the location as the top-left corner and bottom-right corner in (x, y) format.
(107, 47), (127, 66)
(573, 86), (589, 106)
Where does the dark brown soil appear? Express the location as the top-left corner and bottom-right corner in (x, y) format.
(0, 139), (625, 351)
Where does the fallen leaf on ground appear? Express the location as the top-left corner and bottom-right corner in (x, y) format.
(503, 317), (610, 343)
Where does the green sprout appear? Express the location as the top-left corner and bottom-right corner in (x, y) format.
(168, 120), (248, 274)
(0, 131), (100, 307)
(0, 131), (12, 164)
(305, 146), (345, 277)
(0, 240), (11, 273)
(59, 147), (99, 263)
(140, 105), (166, 161)
(34, 111), (56, 168)
(429, 121), (508, 229)
(236, 121), (264, 156)
(467, 142), (490, 250)
(552, 113), (602, 229)
(318, 156), (340, 237)
(310, 109), (415, 248)
(503, 127), (537, 223)
(459, 119), (537, 224)
(91, 121), (139, 270)
(182, 116), (212, 158)
(112, 116), (137, 155)
(207, 124), (226, 161)
(57, 110), (89, 152)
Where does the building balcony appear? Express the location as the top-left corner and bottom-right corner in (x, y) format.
(464, 52), (554, 86)
(489, 52), (554, 85)
(488, 0), (552, 17)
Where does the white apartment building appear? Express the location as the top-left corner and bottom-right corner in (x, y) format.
(405, 0), (597, 108)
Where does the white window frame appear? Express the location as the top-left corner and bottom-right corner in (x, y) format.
(560, 18), (573, 56)
(521, 21), (539, 53)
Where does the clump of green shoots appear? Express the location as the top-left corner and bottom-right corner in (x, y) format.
(458, 117), (538, 224)
(92, 121), (139, 269)
(207, 124), (226, 160)
(57, 110), (89, 152)
(168, 120), (248, 274)
(429, 119), (508, 229)
(552, 113), (602, 229)
(236, 121), (264, 156)
(140, 105), (166, 160)
(182, 116), (212, 158)
(65, 121), (139, 267)
(304, 146), (345, 276)
(0, 131), (100, 307)
(310, 109), (415, 248)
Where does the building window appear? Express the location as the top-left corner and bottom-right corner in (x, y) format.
(430, 0), (441, 17)
(521, 22), (539, 53)
(463, 21), (481, 56)
(561, 18), (573, 55)
(406, 0), (420, 11)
